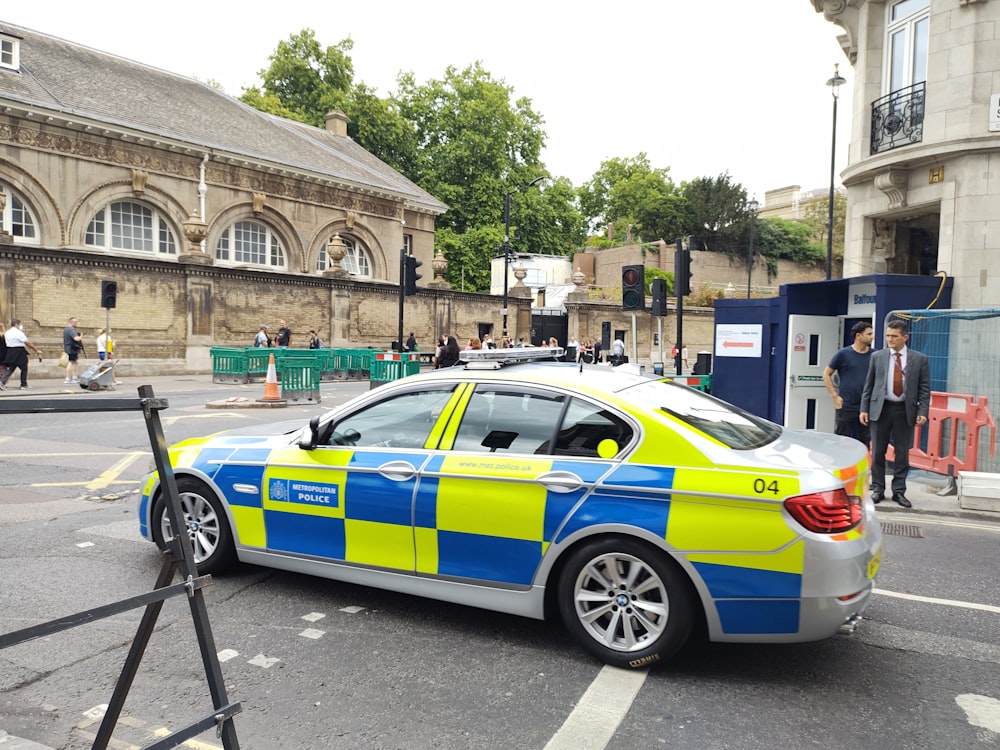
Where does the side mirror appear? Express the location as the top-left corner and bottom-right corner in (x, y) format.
(299, 416), (322, 450)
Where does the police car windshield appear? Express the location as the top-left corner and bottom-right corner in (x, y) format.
(628, 380), (780, 450)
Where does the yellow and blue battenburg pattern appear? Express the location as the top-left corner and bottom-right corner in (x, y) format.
(140, 411), (867, 640)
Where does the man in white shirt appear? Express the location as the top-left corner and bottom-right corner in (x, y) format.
(610, 336), (625, 365)
(1, 319), (43, 390)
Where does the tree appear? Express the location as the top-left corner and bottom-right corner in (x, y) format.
(240, 34), (585, 292)
(681, 173), (749, 252)
(802, 191), (847, 259)
(241, 29), (354, 127)
(577, 155), (686, 242)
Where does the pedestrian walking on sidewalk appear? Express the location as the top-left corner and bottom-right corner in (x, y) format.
(0, 319), (43, 390)
(860, 320), (930, 509)
(63, 317), (84, 384)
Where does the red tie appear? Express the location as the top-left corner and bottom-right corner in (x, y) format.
(893, 352), (904, 397)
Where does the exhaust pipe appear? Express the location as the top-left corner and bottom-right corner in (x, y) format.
(838, 613), (863, 635)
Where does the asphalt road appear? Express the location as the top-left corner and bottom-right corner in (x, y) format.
(1, 376), (999, 749)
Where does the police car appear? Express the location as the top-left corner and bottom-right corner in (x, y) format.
(139, 348), (881, 668)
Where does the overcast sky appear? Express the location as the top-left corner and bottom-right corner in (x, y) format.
(4, 1), (853, 206)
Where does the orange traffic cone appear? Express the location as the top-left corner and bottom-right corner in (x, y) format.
(259, 353), (283, 402)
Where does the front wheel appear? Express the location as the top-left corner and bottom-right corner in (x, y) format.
(557, 538), (695, 669)
(151, 477), (236, 574)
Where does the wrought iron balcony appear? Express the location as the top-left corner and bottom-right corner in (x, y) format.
(870, 82), (925, 155)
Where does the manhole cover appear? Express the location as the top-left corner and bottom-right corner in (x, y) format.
(880, 522), (924, 538)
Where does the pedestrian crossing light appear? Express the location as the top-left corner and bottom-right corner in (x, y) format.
(404, 255), (423, 296)
(101, 279), (118, 309)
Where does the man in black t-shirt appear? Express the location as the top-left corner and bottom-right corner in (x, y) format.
(823, 321), (874, 448)
(275, 320), (292, 348)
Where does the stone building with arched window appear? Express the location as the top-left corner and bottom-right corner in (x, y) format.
(0, 22), (450, 372)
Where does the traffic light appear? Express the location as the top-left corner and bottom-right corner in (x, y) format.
(404, 255), (423, 296)
(674, 249), (692, 297)
(621, 264), (644, 311)
(650, 278), (667, 316)
(101, 279), (118, 309)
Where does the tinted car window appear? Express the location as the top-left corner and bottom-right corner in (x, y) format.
(329, 386), (456, 449)
(552, 398), (634, 458)
(626, 380), (780, 450)
(453, 388), (565, 454)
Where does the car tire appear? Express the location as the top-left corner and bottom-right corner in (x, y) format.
(151, 476), (236, 575)
(557, 537), (694, 669)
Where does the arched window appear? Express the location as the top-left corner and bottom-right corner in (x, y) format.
(0, 182), (39, 243)
(85, 201), (177, 255)
(216, 220), (286, 269)
(316, 234), (372, 278)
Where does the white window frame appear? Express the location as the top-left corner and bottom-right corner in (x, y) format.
(316, 234), (373, 278)
(883, 0), (930, 95)
(0, 183), (39, 244)
(85, 200), (177, 256)
(216, 219), (286, 269)
(0, 35), (19, 71)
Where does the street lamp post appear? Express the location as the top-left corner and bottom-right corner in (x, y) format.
(746, 198), (759, 299)
(826, 63), (846, 280)
(501, 176), (544, 341)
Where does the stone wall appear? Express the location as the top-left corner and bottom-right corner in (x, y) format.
(2, 243), (717, 377)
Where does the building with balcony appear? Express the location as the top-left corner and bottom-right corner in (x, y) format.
(813, 0), (1000, 307)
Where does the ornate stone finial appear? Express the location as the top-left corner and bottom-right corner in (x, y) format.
(252, 192), (267, 214)
(572, 268), (586, 287)
(509, 264), (531, 299)
(322, 233), (350, 278)
(131, 169), (148, 194)
(427, 250), (451, 289)
(178, 210), (213, 265)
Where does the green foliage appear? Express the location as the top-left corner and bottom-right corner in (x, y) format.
(578, 155), (688, 242)
(343, 83), (418, 176)
(241, 29), (354, 127)
(645, 266), (674, 296)
(394, 64), (545, 237)
(680, 173), (750, 252)
(801, 191), (846, 258)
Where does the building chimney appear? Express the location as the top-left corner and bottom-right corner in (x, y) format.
(324, 110), (350, 136)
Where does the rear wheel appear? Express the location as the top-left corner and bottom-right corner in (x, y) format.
(557, 537), (694, 668)
(151, 477), (236, 574)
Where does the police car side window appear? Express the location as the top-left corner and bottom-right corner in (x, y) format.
(329, 387), (455, 449)
(552, 398), (633, 458)
(453, 388), (564, 454)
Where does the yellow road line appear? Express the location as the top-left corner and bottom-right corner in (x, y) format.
(151, 726), (222, 749)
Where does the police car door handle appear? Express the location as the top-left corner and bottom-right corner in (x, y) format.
(378, 460), (417, 481)
(537, 471), (584, 494)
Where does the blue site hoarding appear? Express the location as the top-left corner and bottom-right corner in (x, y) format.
(712, 274), (953, 425)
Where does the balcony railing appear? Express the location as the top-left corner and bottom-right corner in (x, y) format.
(870, 82), (925, 155)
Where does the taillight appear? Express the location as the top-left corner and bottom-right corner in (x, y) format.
(784, 488), (861, 534)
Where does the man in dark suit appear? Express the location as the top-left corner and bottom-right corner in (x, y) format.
(860, 320), (931, 508)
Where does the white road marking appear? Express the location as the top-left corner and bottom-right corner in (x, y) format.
(76, 541), (95, 548)
(911, 517), (1000, 533)
(299, 628), (325, 639)
(544, 666), (648, 750)
(217, 649), (240, 662)
(248, 654), (280, 668)
(163, 413), (247, 425)
(302, 611), (326, 622)
(875, 588), (1000, 614)
(340, 605), (365, 614)
(956, 694), (1000, 733)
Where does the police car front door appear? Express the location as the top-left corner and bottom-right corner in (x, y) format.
(260, 386), (457, 571)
